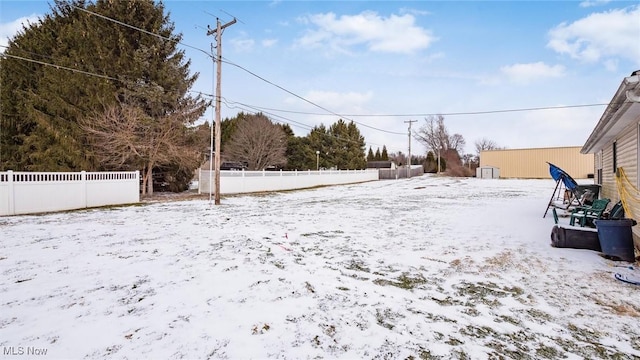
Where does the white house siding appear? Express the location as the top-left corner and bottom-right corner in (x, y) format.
(582, 71), (640, 252)
(599, 122), (640, 243)
(598, 124), (637, 202)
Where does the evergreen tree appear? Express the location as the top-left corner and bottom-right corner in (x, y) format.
(367, 147), (374, 161)
(307, 124), (329, 169)
(381, 145), (389, 161)
(274, 123), (317, 171)
(374, 148), (382, 161)
(284, 136), (314, 170)
(424, 151), (436, 173)
(214, 115), (369, 171)
(218, 113), (244, 155)
(324, 119), (366, 169)
(345, 121), (366, 169)
(1, 0), (207, 193)
(1, 0), (106, 170)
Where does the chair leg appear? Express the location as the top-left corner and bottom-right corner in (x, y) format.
(552, 208), (559, 224)
(569, 215), (575, 226)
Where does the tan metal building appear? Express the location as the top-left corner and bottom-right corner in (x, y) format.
(479, 146), (595, 179)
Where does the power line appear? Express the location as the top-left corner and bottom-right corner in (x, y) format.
(216, 101), (613, 118)
(69, 4), (407, 136)
(220, 58), (407, 136)
(71, 5), (212, 59)
(0, 47), (208, 98)
(62, 4), (617, 135)
(1, 47), (622, 125)
(1, 52), (120, 81)
(222, 99), (388, 150)
(2, 5), (626, 145)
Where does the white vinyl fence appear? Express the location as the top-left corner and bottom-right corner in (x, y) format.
(379, 165), (424, 180)
(198, 169), (379, 195)
(0, 171), (140, 216)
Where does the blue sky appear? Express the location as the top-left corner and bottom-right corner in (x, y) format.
(1, 1), (639, 156)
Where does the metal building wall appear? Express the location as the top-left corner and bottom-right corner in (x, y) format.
(479, 146), (595, 179)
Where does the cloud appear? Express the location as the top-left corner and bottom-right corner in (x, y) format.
(547, 6), (640, 67)
(399, 8), (431, 16)
(295, 11), (436, 55)
(262, 38), (278, 48)
(230, 37), (255, 52)
(579, 0), (612, 8)
(0, 14), (40, 51)
(421, 51), (445, 64)
(501, 62), (566, 84)
(286, 90), (373, 110)
(515, 104), (602, 149)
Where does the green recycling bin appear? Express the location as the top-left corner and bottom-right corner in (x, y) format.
(595, 218), (637, 262)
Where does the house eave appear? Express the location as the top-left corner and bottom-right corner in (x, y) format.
(581, 74), (640, 154)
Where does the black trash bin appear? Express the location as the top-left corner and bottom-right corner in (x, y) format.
(595, 218), (637, 262)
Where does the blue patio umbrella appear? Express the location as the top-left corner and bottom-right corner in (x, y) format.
(544, 162), (581, 218)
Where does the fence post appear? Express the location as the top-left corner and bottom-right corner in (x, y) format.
(7, 170), (15, 215)
(81, 171), (87, 208)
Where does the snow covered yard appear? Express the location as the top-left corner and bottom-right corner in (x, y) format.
(1, 175), (639, 359)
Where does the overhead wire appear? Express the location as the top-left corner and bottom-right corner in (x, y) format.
(220, 58), (406, 135)
(68, 4), (407, 136)
(223, 101), (613, 118)
(221, 98), (387, 149)
(71, 5), (213, 60)
(2, 6), (623, 141)
(0, 47), (212, 100)
(0, 46), (385, 151)
(1, 44), (622, 128)
(1, 51), (120, 82)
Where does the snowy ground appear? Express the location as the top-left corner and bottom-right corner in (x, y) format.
(1, 175), (640, 359)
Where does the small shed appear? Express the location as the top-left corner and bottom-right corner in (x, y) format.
(476, 166), (500, 179)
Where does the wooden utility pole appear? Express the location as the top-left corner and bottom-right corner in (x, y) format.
(207, 18), (236, 205)
(404, 120), (417, 178)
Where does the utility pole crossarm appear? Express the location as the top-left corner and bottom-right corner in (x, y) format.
(207, 18), (236, 35)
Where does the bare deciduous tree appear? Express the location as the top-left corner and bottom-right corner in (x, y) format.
(461, 153), (478, 168)
(414, 114), (466, 156)
(389, 151), (407, 166)
(448, 133), (466, 156)
(414, 115), (446, 154)
(81, 101), (200, 195)
(475, 137), (501, 155)
(223, 113), (287, 170)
